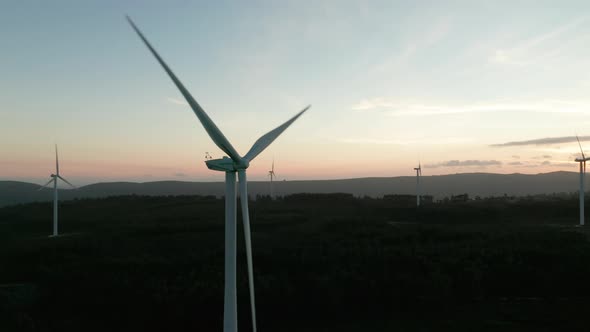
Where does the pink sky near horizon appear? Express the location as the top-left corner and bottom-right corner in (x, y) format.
(1, 147), (579, 186)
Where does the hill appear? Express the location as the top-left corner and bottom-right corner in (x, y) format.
(0, 171), (581, 207)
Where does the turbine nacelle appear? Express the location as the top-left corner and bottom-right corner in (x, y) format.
(206, 156), (250, 172)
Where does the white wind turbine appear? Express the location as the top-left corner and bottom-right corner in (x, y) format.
(575, 136), (589, 226)
(39, 145), (76, 236)
(127, 16), (309, 332)
(268, 159), (276, 199)
(413, 162), (421, 207)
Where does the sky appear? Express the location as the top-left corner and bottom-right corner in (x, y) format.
(2, 0), (590, 185)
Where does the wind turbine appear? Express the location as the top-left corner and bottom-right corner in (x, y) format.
(575, 136), (589, 226)
(127, 16), (309, 332)
(413, 162), (421, 207)
(268, 159), (276, 199)
(39, 145), (76, 236)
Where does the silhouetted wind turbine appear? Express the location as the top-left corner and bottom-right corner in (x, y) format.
(413, 162), (422, 207)
(575, 136), (589, 226)
(268, 159), (276, 199)
(127, 16), (309, 332)
(38, 145), (76, 236)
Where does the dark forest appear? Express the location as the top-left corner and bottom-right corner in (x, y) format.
(1, 193), (590, 331)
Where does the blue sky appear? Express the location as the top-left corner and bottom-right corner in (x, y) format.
(2, 1), (590, 185)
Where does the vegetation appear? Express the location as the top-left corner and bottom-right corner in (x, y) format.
(1, 194), (590, 331)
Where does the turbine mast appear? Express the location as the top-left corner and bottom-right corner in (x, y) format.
(269, 159), (275, 199)
(223, 172), (238, 332)
(54, 145), (59, 236)
(576, 136), (586, 226)
(53, 176), (58, 236)
(414, 163), (421, 207)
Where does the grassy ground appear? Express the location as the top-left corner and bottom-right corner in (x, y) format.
(1, 194), (590, 331)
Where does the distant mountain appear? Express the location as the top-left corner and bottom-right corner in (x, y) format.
(0, 181), (47, 207)
(0, 171), (581, 207)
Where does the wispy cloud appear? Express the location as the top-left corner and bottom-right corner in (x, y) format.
(370, 16), (452, 74)
(545, 161), (577, 167)
(352, 98), (399, 111)
(532, 155), (553, 160)
(338, 137), (472, 145)
(338, 138), (412, 145)
(507, 160), (573, 168)
(489, 17), (587, 66)
(426, 160), (502, 168)
(491, 136), (590, 147)
(351, 98), (590, 116)
(167, 97), (189, 106)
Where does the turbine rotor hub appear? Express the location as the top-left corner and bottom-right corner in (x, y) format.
(235, 159), (250, 170)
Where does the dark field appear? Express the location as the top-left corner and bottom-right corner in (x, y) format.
(1, 194), (590, 331)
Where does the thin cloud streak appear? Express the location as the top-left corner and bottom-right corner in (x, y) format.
(338, 138), (412, 145)
(426, 160), (502, 168)
(167, 97), (189, 106)
(491, 136), (590, 147)
(338, 137), (472, 146)
(352, 98), (399, 111)
(351, 99), (590, 116)
(489, 17), (587, 66)
(370, 16), (452, 75)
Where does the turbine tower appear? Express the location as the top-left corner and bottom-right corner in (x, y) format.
(413, 162), (421, 207)
(575, 136), (589, 226)
(127, 16), (309, 332)
(268, 159), (276, 199)
(39, 145), (76, 236)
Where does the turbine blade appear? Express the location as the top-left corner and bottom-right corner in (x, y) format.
(243, 105), (310, 162)
(238, 170), (257, 332)
(126, 16), (242, 163)
(57, 175), (76, 189)
(55, 144), (59, 175)
(38, 178), (55, 191)
(577, 135), (585, 160)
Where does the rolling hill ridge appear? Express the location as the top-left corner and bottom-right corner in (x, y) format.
(0, 171), (582, 207)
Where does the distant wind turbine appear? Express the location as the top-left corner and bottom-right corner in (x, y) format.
(127, 16), (309, 332)
(269, 159), (276, 199)
(413, 162), (422, 207)
(38, 145), (76, 236)
(575, 136), (589, 226)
